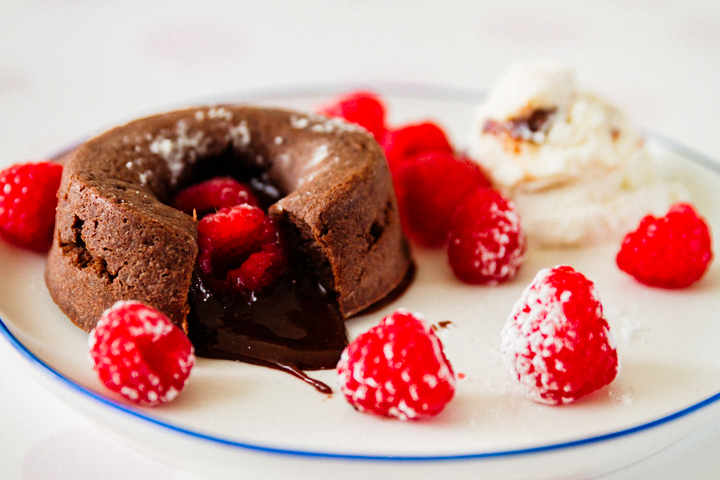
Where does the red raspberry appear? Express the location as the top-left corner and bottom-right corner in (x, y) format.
(616, 203), (713, 288)
(171, 177), (259, 218)
(381, 122), (454, 173)
(501, 266), (619, 405)
(394, 152), (492, 248)
(337, 310), (455, 420)
(0, 161), (63, 252)
(318, 91), (387, 142)
(88, 301), (195, 406)
(447, 188), (526, 284)
(197, 204), (287, 295)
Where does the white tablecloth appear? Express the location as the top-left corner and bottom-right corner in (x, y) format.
(1, 1), (719, 478)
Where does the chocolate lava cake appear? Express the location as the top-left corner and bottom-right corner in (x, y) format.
(45, 105), (412, 371)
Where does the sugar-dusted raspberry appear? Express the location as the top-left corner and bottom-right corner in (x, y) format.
(0, 161), (63, 252)
(337, 309), (455, 420)
(501, 266), (619, 405)
(381, 122), (454, 173)
(394, 152), (492, 248)
(171, 177), (259, 218)
(88, 301), (195, 406)
(318, 91), (387, 142)
(197, 204), (287, 296)
(616, 203), (713, 288)
(447, 188), (526, 284)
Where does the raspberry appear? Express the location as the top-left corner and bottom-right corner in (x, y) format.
(337, 309), (455, 420)
(197, 204), (287, 296)
(88, 301), (195, 406)
(0, 161), (63, 252)
(447, 188), (526, 284)
(381, 122), (454, 173)
(616, 203), (713, 288)
(318, 91), (387, 142)
(394, 152), (492, 247)
(501, 266), (619, 405)
(171, 177), (259, 218)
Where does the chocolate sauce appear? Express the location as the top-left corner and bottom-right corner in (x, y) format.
(186, 257), (417, 394)
(271, 363), (334, 394)
(483, 107), (557, 143)
(184, 168), (347, 391)
(431, 320), (453, 332)
(186, 261), (348, 391)
(182, 169), (412, 393)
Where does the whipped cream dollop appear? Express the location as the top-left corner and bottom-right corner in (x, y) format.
(468, 61), (687, 247)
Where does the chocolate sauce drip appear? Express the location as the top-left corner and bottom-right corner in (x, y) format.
(186, 262), (348, 388)
(272, 363), (333, 394)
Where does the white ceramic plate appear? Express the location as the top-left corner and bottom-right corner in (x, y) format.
(2, 86), (720, 480)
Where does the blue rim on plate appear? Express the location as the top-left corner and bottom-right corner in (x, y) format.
(3, 292), (720, 462)
(1, 84), (720, 462)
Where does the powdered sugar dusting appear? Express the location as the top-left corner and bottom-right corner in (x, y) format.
(227, 120), (251, 149)
(290, 115), (309, 129)
(502, 269), (568, 402)
(617, 393), (633, 405)
(475, 199), (525, 281)
(606, 304), (645, 346)
(207, 106), (233, 121)
(501, 266), (618, 405)
(296, 144), (333, 187)
(89, 300), (196, 406)
(138, 171), (153, 185)
(290, 113), (368, 136)
(149, 119), (209, 185)
(337, 310), (455, 420)
(125, 157), (155, 186)
(307, 144), (329, 169)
